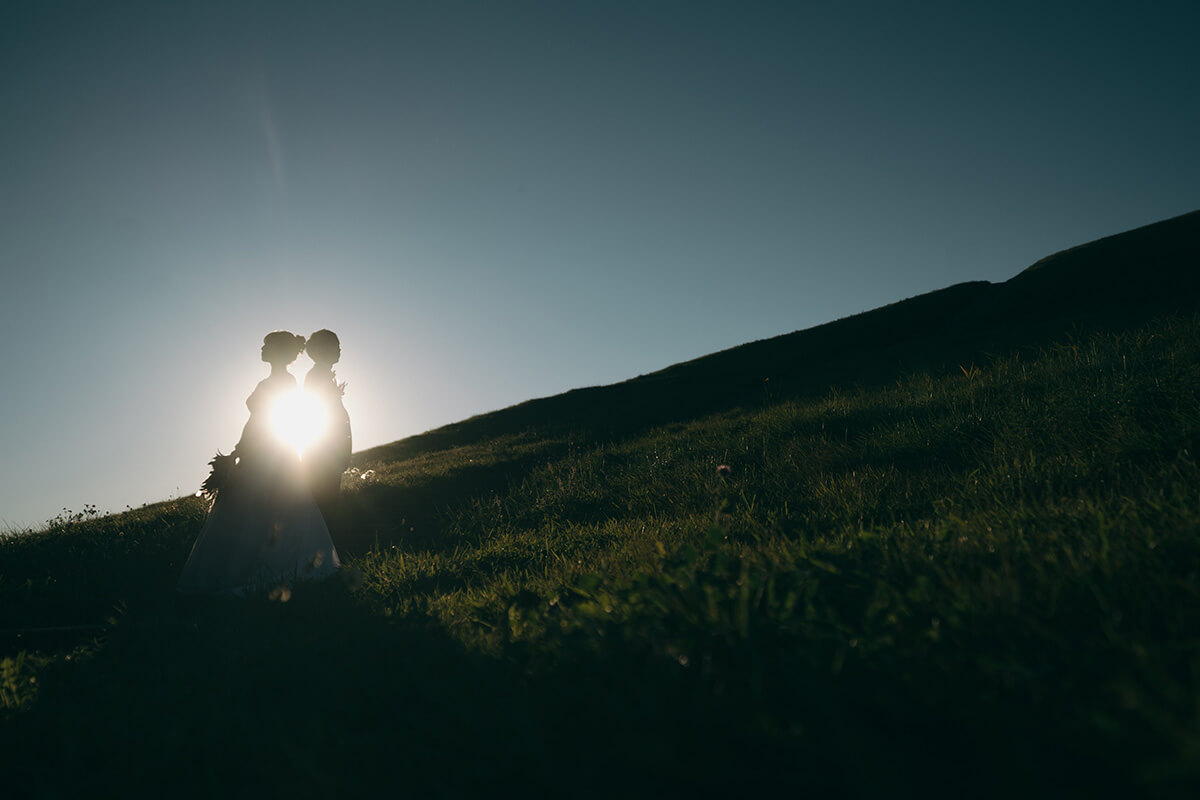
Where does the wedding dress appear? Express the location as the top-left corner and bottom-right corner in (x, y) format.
(178, 372), (340, 595)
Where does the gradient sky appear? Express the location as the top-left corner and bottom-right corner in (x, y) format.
(2, 0), (1198, 528)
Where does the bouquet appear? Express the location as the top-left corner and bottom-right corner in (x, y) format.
(200, 452), (237, 500)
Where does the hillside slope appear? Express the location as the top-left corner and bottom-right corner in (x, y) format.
(4, 311), (1199, 798)
(359, 209), (1200, 465)
(4, 212), (1200, 797)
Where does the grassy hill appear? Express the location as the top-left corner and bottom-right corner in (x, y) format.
(357, 209), (1200, 461)
(2, 212), (1199, 797)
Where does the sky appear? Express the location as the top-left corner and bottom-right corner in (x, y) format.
(1, 0), (1198, 528)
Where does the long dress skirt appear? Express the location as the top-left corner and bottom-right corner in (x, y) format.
(177, 455), (340, 595)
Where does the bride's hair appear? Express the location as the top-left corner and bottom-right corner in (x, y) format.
(262, 330), (306, 364)
(305, 329), (341, 365)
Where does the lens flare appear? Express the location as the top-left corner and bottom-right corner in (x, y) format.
(271, 390), (327, 457)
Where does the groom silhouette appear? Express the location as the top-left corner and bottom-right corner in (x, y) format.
(303, 329), (352, 522)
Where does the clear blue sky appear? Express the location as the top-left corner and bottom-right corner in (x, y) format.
(2, 0), (1197, 528)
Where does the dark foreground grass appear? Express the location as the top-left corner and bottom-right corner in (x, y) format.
(2, 315), (1199, 797)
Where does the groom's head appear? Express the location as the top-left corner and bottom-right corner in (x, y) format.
(306, 329), (341, 365)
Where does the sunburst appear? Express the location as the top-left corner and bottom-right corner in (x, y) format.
(270, 390), (327, 457)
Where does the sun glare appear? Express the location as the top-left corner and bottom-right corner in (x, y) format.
(271, 390), (327, 457)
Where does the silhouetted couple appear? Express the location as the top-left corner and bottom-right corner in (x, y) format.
(177, 330), (352, 595)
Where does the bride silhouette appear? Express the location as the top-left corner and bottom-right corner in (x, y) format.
(178, 331), (340, 595)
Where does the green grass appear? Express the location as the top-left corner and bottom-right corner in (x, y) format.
(3, 315), (1200, 797)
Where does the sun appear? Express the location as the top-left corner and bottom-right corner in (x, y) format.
(270, 389), (327, 457)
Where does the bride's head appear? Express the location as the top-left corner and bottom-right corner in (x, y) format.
(305, 329), (341, 366)
(261, 331), (306, 367)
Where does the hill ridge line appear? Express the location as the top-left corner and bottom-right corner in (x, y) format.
(357, 208), (1200, 464)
